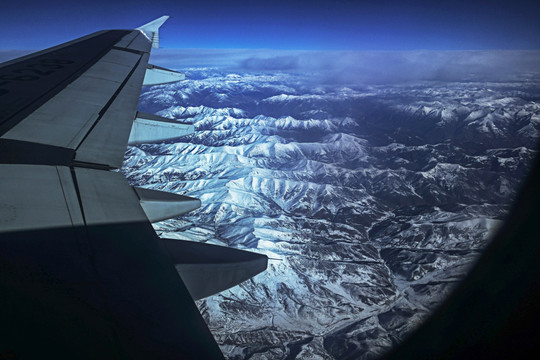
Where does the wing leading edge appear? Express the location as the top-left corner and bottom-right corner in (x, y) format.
(0, 17), (267, 358)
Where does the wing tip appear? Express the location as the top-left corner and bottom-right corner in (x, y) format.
(136, 16), (170, 48)
(136, 15), (170, 31)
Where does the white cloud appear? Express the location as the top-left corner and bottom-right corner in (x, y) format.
(148, 48), (540, 84)
(3, 48), (539, 85)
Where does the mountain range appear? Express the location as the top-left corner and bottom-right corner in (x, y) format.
(123, 68), (540, 359)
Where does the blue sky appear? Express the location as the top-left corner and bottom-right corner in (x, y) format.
(0, 0), (539, 51)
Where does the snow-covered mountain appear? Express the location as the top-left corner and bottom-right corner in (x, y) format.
(123, 68), (540, 359)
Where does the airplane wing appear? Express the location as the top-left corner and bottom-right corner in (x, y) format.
(0, 17), (267, 359)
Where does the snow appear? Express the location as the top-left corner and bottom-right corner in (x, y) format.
(124, 68), (540, 360)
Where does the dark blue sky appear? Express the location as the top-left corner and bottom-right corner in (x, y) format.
(1, 0), (539, 50)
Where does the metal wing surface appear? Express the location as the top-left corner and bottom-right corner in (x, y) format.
(0, 17), (264, 359)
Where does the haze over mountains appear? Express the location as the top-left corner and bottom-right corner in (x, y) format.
(122, 51), (540, 359)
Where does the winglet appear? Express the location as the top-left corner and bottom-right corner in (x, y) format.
(136, 15), (169, 48)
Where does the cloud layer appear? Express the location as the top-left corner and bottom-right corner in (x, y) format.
(3, 48), (539, 85)
(148, 48), (540, 84)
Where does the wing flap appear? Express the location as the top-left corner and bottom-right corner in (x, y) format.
(74, 167), (148, 225)
(74, 53), (149, 167)
(0, 164), (76, 232)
